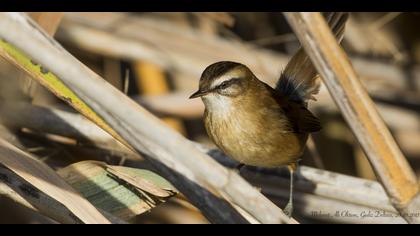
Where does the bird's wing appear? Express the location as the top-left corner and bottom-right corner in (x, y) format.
(289, 103), (322, 133)
(267, 83), (322, 133)
(275, 12), (349, 104)
(281, 100), (322, 133)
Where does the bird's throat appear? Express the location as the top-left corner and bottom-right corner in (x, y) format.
(202, 94), (234, 118)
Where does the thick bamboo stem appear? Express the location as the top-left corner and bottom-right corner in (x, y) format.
(284, 12), (420, 223)
(23, 13), (63, 101)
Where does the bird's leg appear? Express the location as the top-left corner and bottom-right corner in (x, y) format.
(283, 163), (297, 218)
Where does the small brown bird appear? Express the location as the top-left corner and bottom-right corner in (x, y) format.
(190, 13), (348, 217)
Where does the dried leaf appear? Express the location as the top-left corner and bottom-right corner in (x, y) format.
(58, 161), (177, 220)
(0, 138), (110, 223)
(106, 165), (174, 197)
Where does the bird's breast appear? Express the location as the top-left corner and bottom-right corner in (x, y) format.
(203, 100), (306, 167)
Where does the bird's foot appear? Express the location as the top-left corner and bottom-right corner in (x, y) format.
(283, 202), (293, 218)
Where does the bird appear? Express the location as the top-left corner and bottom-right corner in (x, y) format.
(189, 12), (348, 217)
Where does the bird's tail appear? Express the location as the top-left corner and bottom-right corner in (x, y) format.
(275, 12), (349, 103)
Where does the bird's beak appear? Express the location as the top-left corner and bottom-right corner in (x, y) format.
(189, 89), (208, 99)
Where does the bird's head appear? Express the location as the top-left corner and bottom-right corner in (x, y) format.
(189, 61), (257, 103)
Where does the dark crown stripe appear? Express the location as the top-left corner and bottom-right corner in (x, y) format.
(200, 61), (241, 82)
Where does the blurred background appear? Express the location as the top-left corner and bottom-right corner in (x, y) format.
(0, 12), (419, 224)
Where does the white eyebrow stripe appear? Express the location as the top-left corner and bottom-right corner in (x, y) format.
(210, 75), (234, 89)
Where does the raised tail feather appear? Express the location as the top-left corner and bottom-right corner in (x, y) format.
(275, 12), (349, 104)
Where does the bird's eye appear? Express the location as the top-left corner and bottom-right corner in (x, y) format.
(218, 81), (229, 89)
(215, 78), (241, 91)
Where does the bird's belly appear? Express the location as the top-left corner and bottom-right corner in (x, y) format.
(221, 134), (305, 167)
(205, 112), (307, 168)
